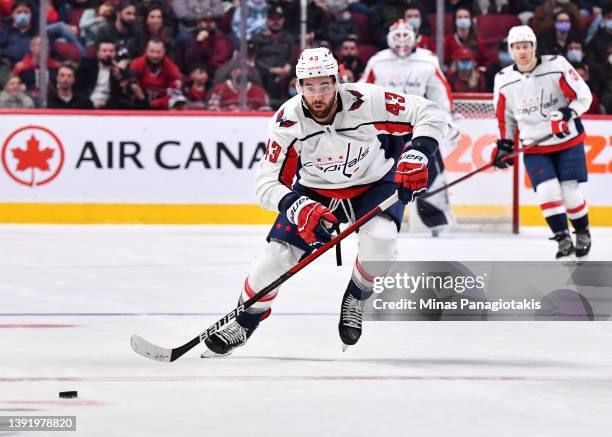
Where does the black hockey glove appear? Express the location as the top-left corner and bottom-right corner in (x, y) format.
(491, 139), (514, 169)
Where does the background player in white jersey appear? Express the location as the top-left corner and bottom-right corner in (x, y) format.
(361, 19), (455, 236)
(491, 25), (593, 260)
(202, 47), (447, 357)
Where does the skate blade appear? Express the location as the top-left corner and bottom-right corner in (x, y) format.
(574, 253), (590, 264)
(342, 343), (350, 352)
(201, 348), (233, 359)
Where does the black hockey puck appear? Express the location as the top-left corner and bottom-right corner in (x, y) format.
(59, 391), (78, 399)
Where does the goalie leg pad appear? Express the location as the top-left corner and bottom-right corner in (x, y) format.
(240, 240), (305, 313)
(352, 215), (398, 292)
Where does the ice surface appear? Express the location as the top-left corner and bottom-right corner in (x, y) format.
(1, 225), (612, 436)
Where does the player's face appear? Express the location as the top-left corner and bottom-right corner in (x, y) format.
(511, 41), (535, 66)
(301, 76), (338, 120)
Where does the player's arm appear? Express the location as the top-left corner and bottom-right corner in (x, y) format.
(359, 58), (376, 83)
(547, 57), (593, 138)
(373, 87), (447, 203)
(425, 57), (453, 113)
(491, 73), (518, 169)
(255, 118), (337, 248)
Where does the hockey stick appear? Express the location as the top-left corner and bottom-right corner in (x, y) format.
(420, 132), (556, 199)
(130, 192), (400, 362)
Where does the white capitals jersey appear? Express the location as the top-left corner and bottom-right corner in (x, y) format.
(255, 82), (447, 212)
(493, 55), (592, 152)
(360, 48), (452, 113)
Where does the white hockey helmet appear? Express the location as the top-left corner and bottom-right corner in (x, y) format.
(387, 19), (415, 57)
(295, 47), (339, 81)
(507, 25), (537, 54)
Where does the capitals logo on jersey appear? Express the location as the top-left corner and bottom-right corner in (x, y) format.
(276, 109), (297, 128)
(302, 143), (370, 178)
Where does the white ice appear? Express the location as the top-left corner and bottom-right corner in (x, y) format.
(1, 225), (612, 436)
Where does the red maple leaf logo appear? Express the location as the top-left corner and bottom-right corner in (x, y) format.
(12, 135), (54, 172)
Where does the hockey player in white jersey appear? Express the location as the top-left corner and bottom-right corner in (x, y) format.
(361, 19), (455, 236)
(202, 47), (447, 357)
(491, 25), (593, 260)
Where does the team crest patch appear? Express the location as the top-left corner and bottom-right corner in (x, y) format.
(276, 109), (297, 127)
(347, 90), (364, 111)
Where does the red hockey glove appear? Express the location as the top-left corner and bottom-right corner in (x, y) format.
(394, 149), (428, 204)
(549, 107), (574, 139)
(286, 196), (338, 248)
(491, 139), (514, 169)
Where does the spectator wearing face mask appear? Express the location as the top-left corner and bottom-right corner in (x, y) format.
(443, 7), (488, 67)
(404, 3), (435, 52)
(321, 0), (360, 50)
(0, 1), (37, 67)
(97, 0), (146, 68)
(571, 61), (603, 114)
(538, 10), (583, 55)
(446, 46), (486, 93)
(485, 38), (513, 92)
(586, 1), (612, 67)
(531, 0), (583, 38)
(0, 74), (35, 109)
(338, 36), (365, 80)
(565, 38), (604, 95)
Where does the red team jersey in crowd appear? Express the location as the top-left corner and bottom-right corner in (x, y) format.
(206, 81), (272, 111)
(494, 55), (592, 154)
(129, 56), (183, 108)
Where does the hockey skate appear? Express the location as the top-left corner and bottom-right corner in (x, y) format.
(550, 231), (575, 260)
(338, 287), (367, 352)
(574, 229), (591, 262)
(201, 320), (254, 358)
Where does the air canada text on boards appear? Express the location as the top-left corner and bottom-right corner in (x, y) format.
(75, 141), (267, 170)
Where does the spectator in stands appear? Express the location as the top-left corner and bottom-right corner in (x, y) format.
(0, 74), (35, 108)
(337, 36), (365, 79)
(142, 3), (176, 58)
(213, 40), (263, 86)
(75, 39), (125, 108)
(251, 5), (294, 104)
(129, 38), (183, 109)
(48, 63), (94, 109)
(537, 10), (583, 55)
(601, 46), (612, 113)
(443, 7), (488, 67)
(586, 1), (612, 66)
(531, 0), (583, 38)
(404, 3), (435, 51)
(321, 0), (360, 49)
(232, 0), (268, 41)
(206, 60), (271, 111)
(183, 62), (209, 108)
(485, 38), (513, 92)
(447, 46), (486, 92)
(181, 11), (233, 76)
(572, 61), (603, 113)
(371, 0), (408, 46)
(0, 1), (37, 66)
(97, 0), (145, 68)
(172, 0), (225, 35)
(12, 36), (61, 95)
(80, 1), (115, 49)
(565, 38), (604, 94)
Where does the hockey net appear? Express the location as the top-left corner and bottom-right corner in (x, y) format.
(404, 93), (519, 234)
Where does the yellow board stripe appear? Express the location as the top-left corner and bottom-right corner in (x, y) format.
(0, 203), (611, 226)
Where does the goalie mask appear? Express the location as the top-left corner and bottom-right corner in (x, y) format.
(387, 19), (415, 58)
